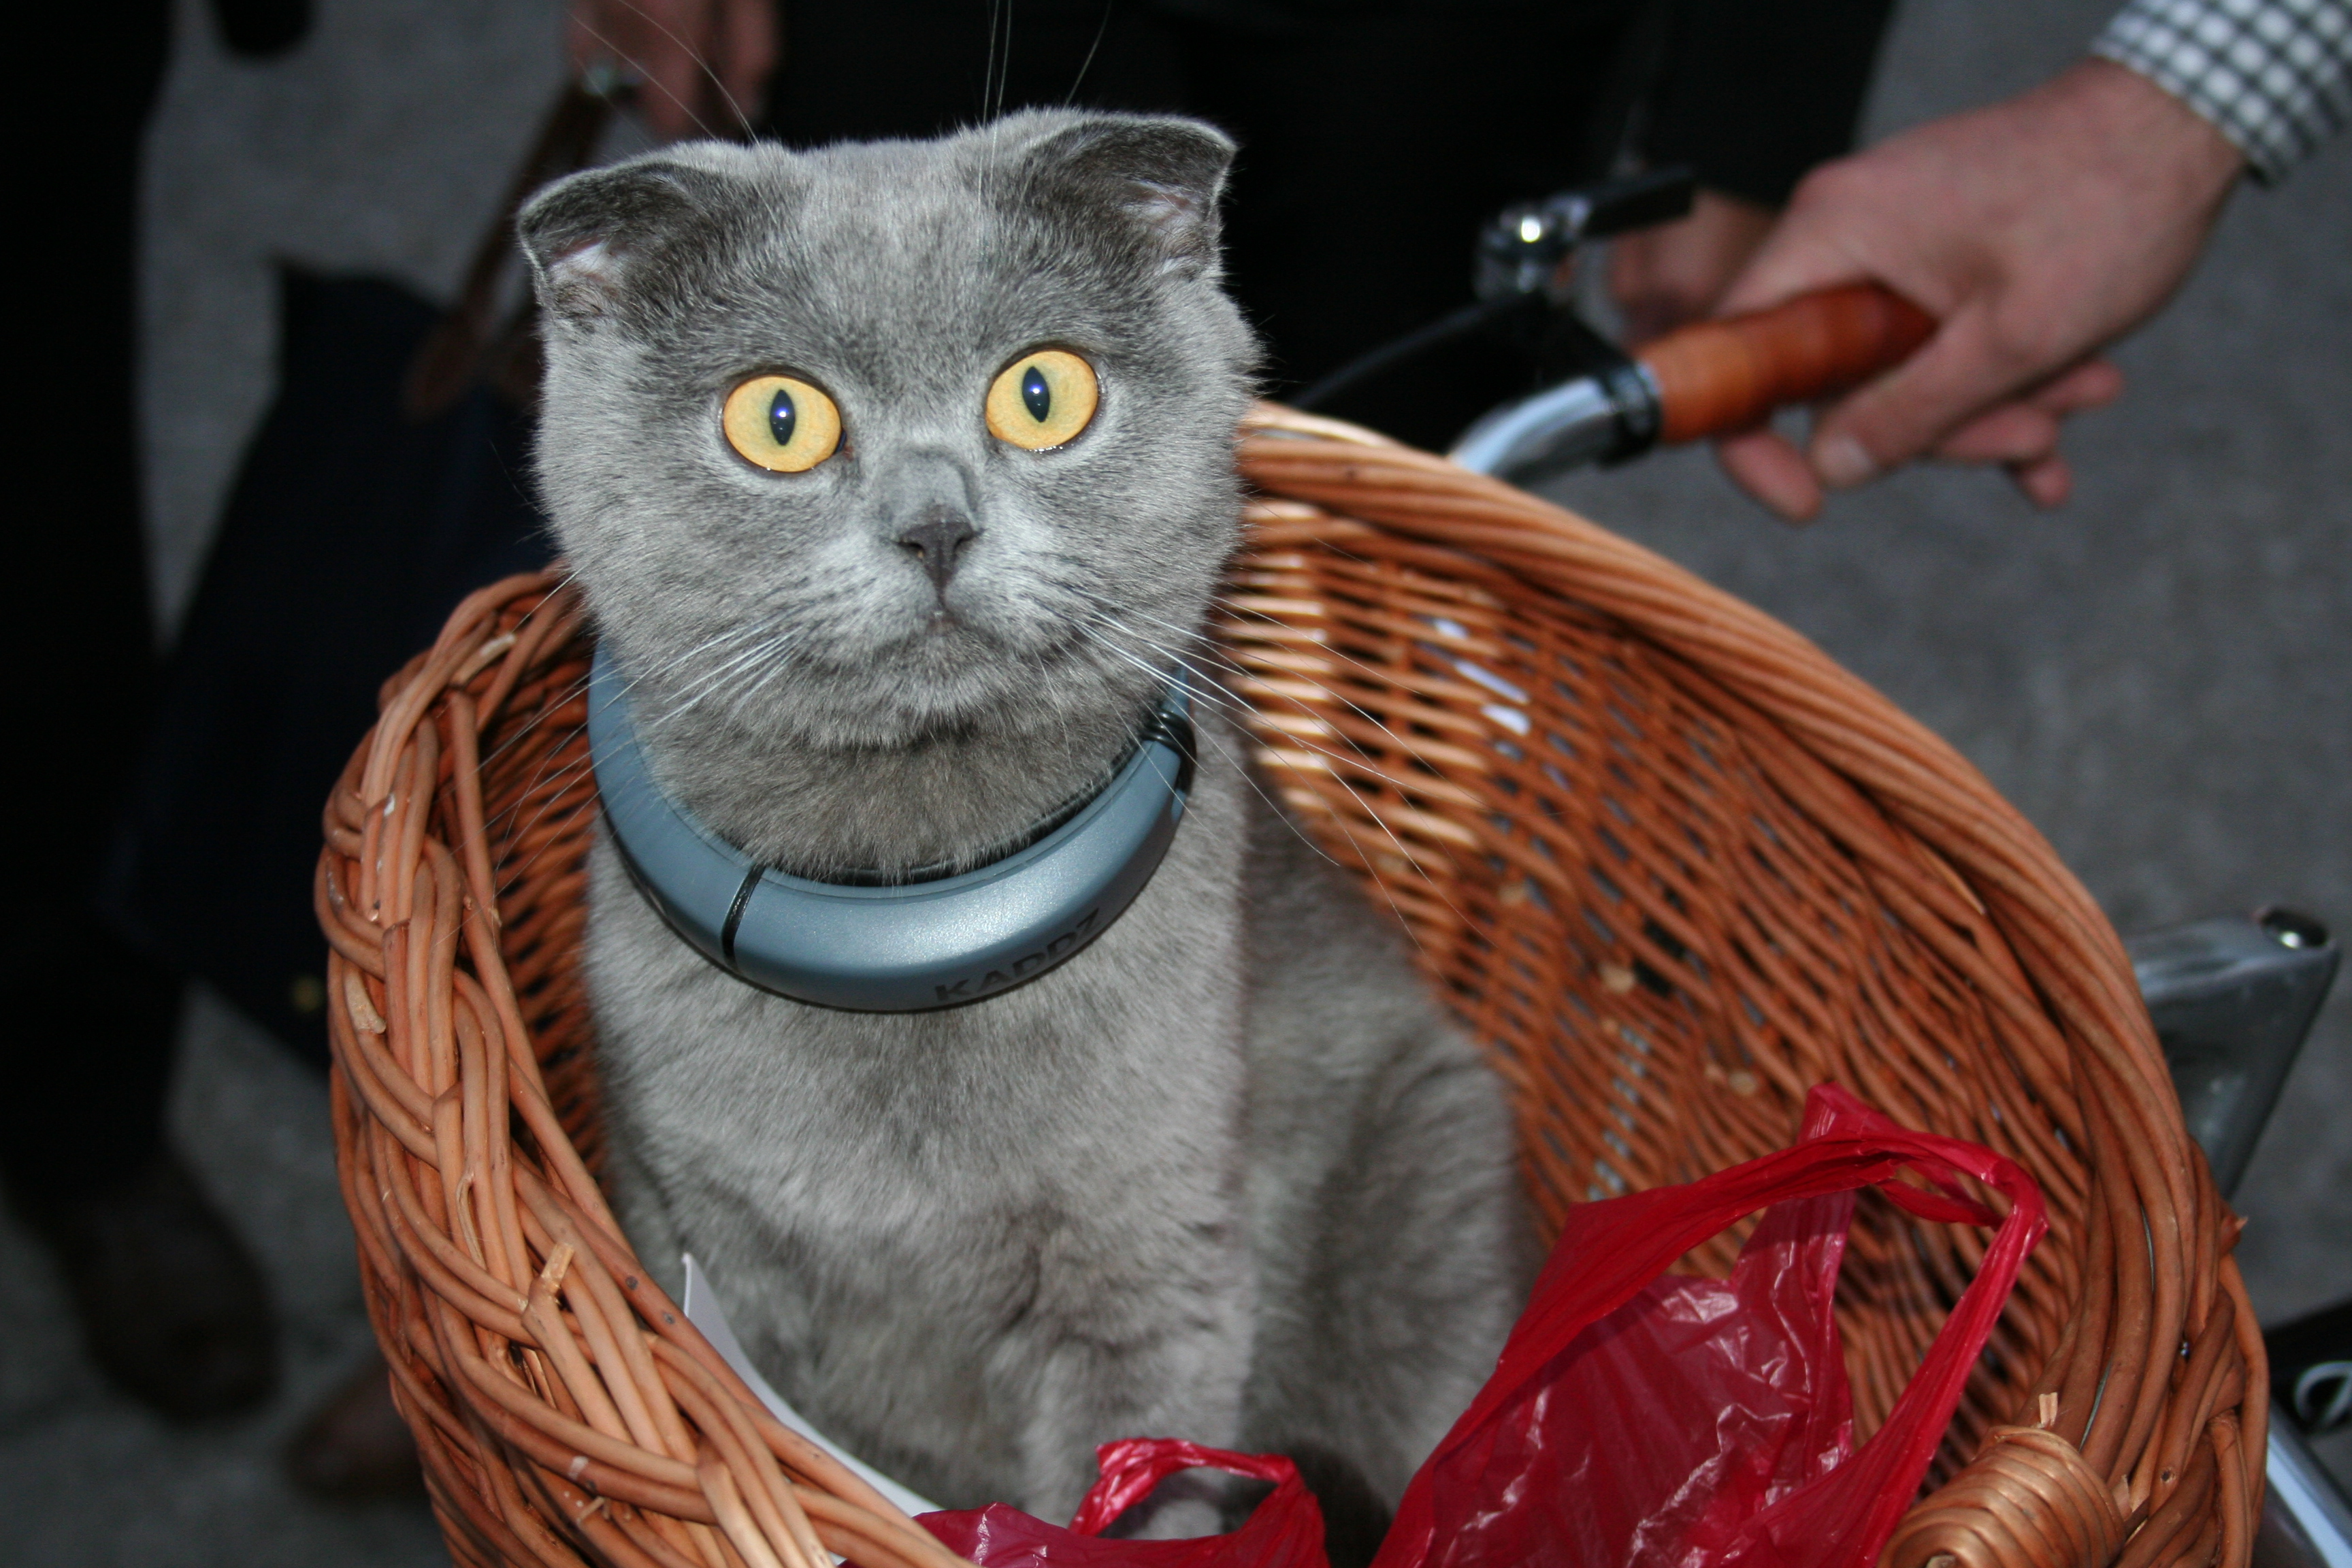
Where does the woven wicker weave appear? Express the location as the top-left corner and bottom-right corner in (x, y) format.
(319, 405), (2262, 1568)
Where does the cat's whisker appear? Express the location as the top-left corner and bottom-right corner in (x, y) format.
(1063, 3), (1113, 108)
(704, 632), (805, 714)
(501, 809), (609, 892)
(668, 625), (790, 700)
(613, 622), (768, 706)
(569, 14), (729, 143)
(1070, 625), (1367, 881)
(483, 673), (596, 783)
(981, 1), (1002, 131)
(627, 610), (798, 716)
(1116, 598), (1488, 805)
(457, 610), (601, 826)
(720, 634), (809, 719)
(647, 628), (804, 731)
(484, 733), (604, 868)
(474, 667), (595, 777)
(486, 608), (796, 781)
(993, 0), (1018, 127)
(1090, 637), (1444, 957)
(1087, 610), (1454, 803)
(1062, 594), (1264, 689)
(1075, 618), (1467, 943)
(1073, 615), (1313, 743)
(602, 591), (810, 712)
(600, 0), (760, 139)
(641, 655), (764, 730)
(495, 765), (604, 883)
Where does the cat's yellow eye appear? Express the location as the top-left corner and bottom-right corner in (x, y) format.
(985, 350), (1098, 451)
(723, 374), (843, 472)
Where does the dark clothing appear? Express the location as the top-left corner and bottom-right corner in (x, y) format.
(1148, 0), (1896, 206)
(4, 0), (313, 1200)
(5, 0), (181, 1199)
(766, 0), (1893, 443)
(1646, 0), (1896, 206)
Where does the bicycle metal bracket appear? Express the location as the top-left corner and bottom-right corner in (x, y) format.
(2130, 908), (2348, 1565)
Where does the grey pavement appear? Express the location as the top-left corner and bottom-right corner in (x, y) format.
(1, 0), (2342, 1560)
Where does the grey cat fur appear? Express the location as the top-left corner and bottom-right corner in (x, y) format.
(517, 110), (1534, 1529)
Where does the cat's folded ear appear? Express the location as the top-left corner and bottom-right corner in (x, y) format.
(517, 152), (739, 322)
(1019, 115), (1237, 277)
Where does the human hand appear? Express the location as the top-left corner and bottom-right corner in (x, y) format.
(568, 0), (778, 142)
(1607, 187), (1778, 344)
(1710, 58), (2243, 521)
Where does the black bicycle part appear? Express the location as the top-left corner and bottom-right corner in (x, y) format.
(2266, 1299), (2352, 1438)
(1472, 165), (1696, 304)
(1290, 295), (1535, 414)
(1292, 167), (1695, 421)
(2129, 909), (2350, 1554)
(2129, 906), (2339, 1198)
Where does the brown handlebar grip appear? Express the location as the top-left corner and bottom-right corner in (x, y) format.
(1638, 283), (1937, 445)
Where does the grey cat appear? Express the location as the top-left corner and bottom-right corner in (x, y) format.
(517, 110), (1533, 1554)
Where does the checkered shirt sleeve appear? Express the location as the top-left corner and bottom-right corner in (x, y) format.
(2095, 0), (2352, 181)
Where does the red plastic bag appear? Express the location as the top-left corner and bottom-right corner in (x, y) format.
(1379, 1082), (2046, 1568)
(917, 1083), (2042, 1568)
(920, 1440), (1325, 1568)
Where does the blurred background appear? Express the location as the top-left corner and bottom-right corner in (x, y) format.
(1, 0), (2342, 1560)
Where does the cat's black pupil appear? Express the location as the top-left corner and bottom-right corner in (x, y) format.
(1021, 365), (1051, 422)
(768, 387), (796, 446)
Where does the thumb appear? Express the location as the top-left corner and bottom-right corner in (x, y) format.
(1803, 302), (2026, 488)
(1713, 218), (1873, 319)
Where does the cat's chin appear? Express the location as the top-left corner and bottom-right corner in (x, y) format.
(756, 676), (1143, 758)
(659, 663), (1162, 875)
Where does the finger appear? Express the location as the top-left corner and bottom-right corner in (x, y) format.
(1927, 355), (2125, 466)
(1806, 304), (2048, 488)
(2027, 356), (2124, 415)
(1712, 163), (1893, 318)
(1932, 402), (2061, 467)
(1714, 427), (1824, 523)
(1607, 240), (1684, 346)
(2010, 451), (2072, 508)
(1928, 356), (2125, 466)
(1613, 286), (1699, 347)
(1609, 192), (1777, 342)
(1714, 221), (1872, 318)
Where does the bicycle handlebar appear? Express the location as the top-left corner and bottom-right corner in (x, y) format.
(1640, 283), (1937, 445)
(1449, 283), (1938, 480)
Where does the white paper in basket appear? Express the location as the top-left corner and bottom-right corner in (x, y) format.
(680, 1252), (943, 1520)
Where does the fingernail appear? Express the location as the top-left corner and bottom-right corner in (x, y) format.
(1815, 434), (1877, 490)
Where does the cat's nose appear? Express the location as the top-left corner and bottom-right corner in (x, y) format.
(896, 506), (979, 591)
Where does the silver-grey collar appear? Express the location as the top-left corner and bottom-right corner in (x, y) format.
(587, 645), (1195, 1011)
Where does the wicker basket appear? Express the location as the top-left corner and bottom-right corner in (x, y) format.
(320, 405), (2262, 1568)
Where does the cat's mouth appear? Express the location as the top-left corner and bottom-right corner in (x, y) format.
(697, 595), (1134, 751)
(889, 592), (1098, 666)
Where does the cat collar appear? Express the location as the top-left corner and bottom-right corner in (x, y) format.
(587, 644), (1196, 1012)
